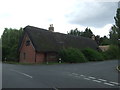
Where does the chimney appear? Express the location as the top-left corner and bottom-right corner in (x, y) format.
(48, 24), (54, 32)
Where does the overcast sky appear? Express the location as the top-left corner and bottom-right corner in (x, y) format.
(0, 0), (119, 37)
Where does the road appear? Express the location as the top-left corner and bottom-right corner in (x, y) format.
(2, 60), (120, 89)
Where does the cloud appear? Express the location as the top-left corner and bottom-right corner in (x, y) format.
(90, 24), (113, 37)
(66, 2), (118, 28)
(0, 0), (118, 37)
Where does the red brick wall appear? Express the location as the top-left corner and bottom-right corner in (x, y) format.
(36, 53), (45, 63)
(19, 33), (58, 63)
(46, 53), (58, 62)
(35, 53), (57, 63)
(19, 33), (36, 63)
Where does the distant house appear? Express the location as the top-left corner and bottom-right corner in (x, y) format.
(18, 25), (99, 63)
(99, 45), (110, 52)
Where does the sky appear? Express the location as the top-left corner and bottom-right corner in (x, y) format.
(0, 0), (119, 37)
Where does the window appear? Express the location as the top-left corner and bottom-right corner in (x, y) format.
(23, 53), (26, 59)
(26, 40), (30, 46)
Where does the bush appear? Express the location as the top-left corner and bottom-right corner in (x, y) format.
(101, 52), (108, 60)
(103, 45), (120, 59)
(59, 48), (87, 63)
(82, 48), (104, 61)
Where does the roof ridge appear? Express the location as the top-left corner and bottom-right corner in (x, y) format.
(24, 25), (91, 40)
(18, 25), (98, 52)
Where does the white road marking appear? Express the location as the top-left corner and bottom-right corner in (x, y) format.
(84, 78), (91, 80)
(10, 69), (33, 78)
(53, 87), (59, 90)
(88, 76), (96, 79)
(110, 81), (119, 85)
(93, 80), (101, 83)
(68, 73), (117, 87)
(104, 82), (115, 86)
(98, 79), (107, 82)
(80, 75), (85, 77)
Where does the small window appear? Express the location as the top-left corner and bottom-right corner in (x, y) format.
(23, 53), (26, 60)
(26, 40), (30, 46)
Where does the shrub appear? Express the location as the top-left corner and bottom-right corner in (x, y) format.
(82, 48), (104, 61)
(101, 52), (108, 60)
(59, 48), (87, 63)
(103, 45), (120, 59)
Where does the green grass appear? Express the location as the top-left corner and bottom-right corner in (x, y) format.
(3, 61), (35, 65)
(2, 61), (66, 65)
(42, 62), (66, 65)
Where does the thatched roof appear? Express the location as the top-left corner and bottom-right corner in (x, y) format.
(19, 25), (99, 52)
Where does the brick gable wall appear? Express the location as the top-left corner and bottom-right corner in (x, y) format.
(36, 53), (45, 63)
(19, 33), (36, 63)
(19, 33), (58, 63)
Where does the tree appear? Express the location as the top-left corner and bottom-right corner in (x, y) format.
(2, 28), (23, 61)
(107, 8), (120, 60)
(67, 27), (94, 39)
(100, 36), (110, 45)
(109, 8), (120, 45)
(81, 27), (93, 38)
(114, 8), (120, 38)
(67, 28), (81, 36)
(95, 35), (100, 45)
(109, 25), (118, 45)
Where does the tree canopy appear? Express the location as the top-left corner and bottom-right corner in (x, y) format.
(109, 8), (120, 45)
(2, 28), (23, 61)
(67, 27), (93, 38)
(82, 27), (93, 38)
(67, 27), (110, 45)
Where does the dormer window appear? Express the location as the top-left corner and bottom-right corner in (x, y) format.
(26, 40), (30, 46)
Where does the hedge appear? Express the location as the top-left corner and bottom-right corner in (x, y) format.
(59, 48), (87, 63)
(103, 45), (120, 59)
(82, 48), (104, 61)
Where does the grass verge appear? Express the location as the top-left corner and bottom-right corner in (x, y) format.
(2, 61), (66, 65)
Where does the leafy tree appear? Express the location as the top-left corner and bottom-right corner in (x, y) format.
(100, 36), (110, 45)
(67, 27), (94, 38)
(2, 28), (23, 61)
(67, 28), (81, 36)
(103, 45), (120, 59)
(95, 35), (100, 45)
(114, 8), (120, 38)
(109, 8), (120, 45)
(94, 35), (110, 45)
(81, 27), (93, 38)
(109, 25), (118, 45)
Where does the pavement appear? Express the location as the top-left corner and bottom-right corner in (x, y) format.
(2, 60), (120, 89)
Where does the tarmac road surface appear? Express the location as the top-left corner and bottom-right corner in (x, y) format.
(2, 60), (120, 89)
